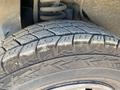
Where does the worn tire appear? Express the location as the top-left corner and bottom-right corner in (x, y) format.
(0, 20), (120, 90)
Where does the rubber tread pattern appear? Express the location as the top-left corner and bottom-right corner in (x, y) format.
(5, 55), (120, 90)
(0, 20), (120, 84)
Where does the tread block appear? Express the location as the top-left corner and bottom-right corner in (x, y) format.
(13, 30), (29, 38)
(19, 41), (38, 67)
(26, 25), (44, 33)
(74, 34), (92, 43)
(104, 36), (118, 55)
(3, 40), (19, 50)
(64, 26), (86, 33)
(91, 35), (104, 44)
(32, 30), (54, 39)
(105, 36), (118, 46)
(4, 36), (14, 43)
(90, 35), (105, 53)
(2, 46), (22, 73)
(57, 22), (72, 27)
(78, 26), (101, 34)
(48, 27), (71, 35)
(70, 22), (85, 27)
(73, 34), (92, 54)
(43, 23), (60, 29)
(57, 35), (73, 56)
(37, 36), (60, 60)
(15, 34), (37, 45)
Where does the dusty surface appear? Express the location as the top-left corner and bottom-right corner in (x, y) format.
(0, 0), (21, 40)
(63, 0), (120, 37)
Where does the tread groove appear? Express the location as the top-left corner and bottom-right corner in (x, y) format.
(55, 36), (62, 48)
(116, 40), (120, 49)
(37, 24), (57, 33)
(103, 35), (106, 46)
(13, 39), (22, 46)
(88, 34), (94, 44)
(1, 54), (7, 73)
(1, 47), (6, 52)
(72, 34), (75, 46)
(45, 29), (57, 35)
(29, 33), (40, 40)
(35, 40), (39, 56)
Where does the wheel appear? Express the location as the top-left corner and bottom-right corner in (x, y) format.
(0, 20), (120, 90)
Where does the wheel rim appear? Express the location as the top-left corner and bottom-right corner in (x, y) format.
(51, 84), (113, 90)
(47, 81), (114, 90)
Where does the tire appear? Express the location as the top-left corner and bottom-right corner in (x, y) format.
(0, 20), (120, 90)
